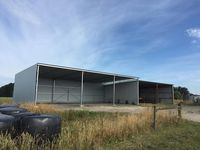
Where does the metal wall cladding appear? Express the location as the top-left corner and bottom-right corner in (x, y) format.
(104, 81), (139, 104)
(37, 78), (104, 103)
(139, 85), (173, 103)
(13, 64), (38, 103)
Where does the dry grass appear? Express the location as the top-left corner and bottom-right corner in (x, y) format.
(139, 103), (175, 108)
(20, 103), (57, 113)
(182, 100), (194, 105)
(56, 110), (177, 149)
(0, 97), (14, 104)
(0, 103), (179, 149)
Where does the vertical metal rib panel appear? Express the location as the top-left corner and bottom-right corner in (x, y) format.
(51, 79), (55, 103)
(80, 71), (84, 106)
(34, 65), (40, 105)
(113, 76), (116, 105)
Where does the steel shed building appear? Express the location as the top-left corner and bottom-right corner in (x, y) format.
(139, 80), (174, 104)
(13, 63), (174, 105)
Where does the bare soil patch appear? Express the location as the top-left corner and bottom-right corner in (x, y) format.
(51, 104), (200, 122)
(52, 104), (149, 113)
(182, 105), (200, 122)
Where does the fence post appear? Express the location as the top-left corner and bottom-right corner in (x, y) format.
(152, 105), (157, 130)
(178, 102), (182, 119)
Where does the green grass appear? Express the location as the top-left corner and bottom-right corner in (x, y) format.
(103, 120), (200, 150)
(0, 107), (181, 150)
(0, 102), (199, 149)
(0, 97), (14, 104)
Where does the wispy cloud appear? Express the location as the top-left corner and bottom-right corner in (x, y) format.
(139, 51), (200, 94)
(186, 28), (200, 38)
(0, 0), (200, 93)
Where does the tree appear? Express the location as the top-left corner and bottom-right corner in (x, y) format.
(174, 86), (190, 100)
(174, 90), (182, 100)
(0, 83), (14, 97)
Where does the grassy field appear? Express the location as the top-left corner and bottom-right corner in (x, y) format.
(0, 97), (14, 104)
(103, 121), (200, 150)
(0, 98), (199, 149)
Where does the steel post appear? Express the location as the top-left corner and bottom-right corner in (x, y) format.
(80, 71), (84, 106)
(113, 76), (116, 105)
(34, 65), (40, 105)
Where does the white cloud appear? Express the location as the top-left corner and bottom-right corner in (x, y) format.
(186, 28), (200, 38)
(0, 1), (41, 26)
(0, 0), (183, 73)
(0, 0), (200, 94)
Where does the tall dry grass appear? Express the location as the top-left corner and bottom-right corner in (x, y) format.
(20, 103), (57, 113)
(0, 104), (179, 150)
(0, 97), (14, 104)
(55, 110), (178, 149)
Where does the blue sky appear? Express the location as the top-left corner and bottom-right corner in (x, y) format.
(0, 0), (200, 94)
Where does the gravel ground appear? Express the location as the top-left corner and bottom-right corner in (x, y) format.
(182, 105), (200, 122)
(52, 104), (200, 122)
(52, 104), (149, 113)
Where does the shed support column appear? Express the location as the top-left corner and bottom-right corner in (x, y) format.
(172, 85), (174, 104)
(80, 71), (84, 107)
(113, 76), (116, 105)
(136, 79), (139, 105)
(155, 84), (159, 104)
(34, 65), (40, 105)
(51, 79), (55, 103)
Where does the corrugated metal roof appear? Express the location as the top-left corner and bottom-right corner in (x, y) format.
(139, 80), (173, 86)
(37, 63), (139, 79)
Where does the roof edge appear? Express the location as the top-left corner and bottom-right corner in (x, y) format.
(37, 63), (139, 79)
(139, 80), (173, 85)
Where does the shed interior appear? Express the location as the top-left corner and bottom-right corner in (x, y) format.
(139, 81), (173, 104)
(37, 65), (138, 104)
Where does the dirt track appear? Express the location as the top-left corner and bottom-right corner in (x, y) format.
(52, 104), (149, 113)
(53, 104), (200, 122)
(182, 105), (200, 122)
